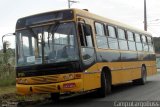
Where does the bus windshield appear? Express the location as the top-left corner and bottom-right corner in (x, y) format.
(16, 22), (79, 66)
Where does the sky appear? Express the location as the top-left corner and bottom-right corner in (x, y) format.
(0, 0), (160, 49)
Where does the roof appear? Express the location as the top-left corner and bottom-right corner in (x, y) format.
(73, 8), (152, 36)
(17, 8), (152, 36)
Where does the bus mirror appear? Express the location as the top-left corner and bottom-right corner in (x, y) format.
(3, 42), (7, 53)
(2, 33), (15, 53)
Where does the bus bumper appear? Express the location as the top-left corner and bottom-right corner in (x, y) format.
(16, 79), (83, 95)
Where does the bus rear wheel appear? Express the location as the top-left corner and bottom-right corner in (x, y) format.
(133, 66), (147, 85)
(97, 72), (111, 97)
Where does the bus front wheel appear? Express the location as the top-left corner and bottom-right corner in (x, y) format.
(97, 72), (111, 97)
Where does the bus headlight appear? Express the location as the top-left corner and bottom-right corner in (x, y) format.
(17, 78), (28, 84)
(24, 79), (28, 84)
(19, 79), (23, 83)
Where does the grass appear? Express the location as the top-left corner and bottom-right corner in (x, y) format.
(0, 87), (50, 107)
(0, 66), (49, 104)
(0, 71), (16, 86)
(0, 85), (16, 96)
(0, 85), (50, 104)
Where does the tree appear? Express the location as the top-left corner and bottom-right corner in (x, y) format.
(0, 41), (15, 73)
(3, 41), (10, 53)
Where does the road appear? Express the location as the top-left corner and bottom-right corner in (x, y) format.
(17, 70), (160, 107)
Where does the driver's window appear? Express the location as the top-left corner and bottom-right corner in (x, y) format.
(84, 25), (93, 47)
(78, 23), (94, 61)
(78, 23), (93, 47)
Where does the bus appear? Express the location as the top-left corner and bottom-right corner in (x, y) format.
(15, 8), (157, 100)
(156, 54), (160, 69)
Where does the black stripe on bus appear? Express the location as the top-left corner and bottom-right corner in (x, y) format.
(96, 51), (156, 62)
(16, 61), (81, 78)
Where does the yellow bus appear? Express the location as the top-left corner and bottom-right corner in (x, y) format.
(15, 8), (157, 100)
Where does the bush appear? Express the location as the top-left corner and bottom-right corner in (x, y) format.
(0, 64), (16, 86)
(0, 71), (16, 86)
(0, 47), (15, 86)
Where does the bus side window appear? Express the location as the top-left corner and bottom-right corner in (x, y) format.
(78, 23), (94, 61)
(127, 31), (136, 51)
(135, 33), (143, 51)
(78, 23), (93, 47)
(117, 28), (128, 50)
(83, 24), (93, 47)
(142, 35), (148, 51)
(107, 25), (119, 49)
(108, 26), (117, 38)
(95, 22), (105, 36)
(147, 36), (154, 52)
(78, 23), (85, 46)
(95, 22), (108, 49)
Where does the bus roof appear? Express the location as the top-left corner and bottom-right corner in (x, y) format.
(17, 8), (152, 36)
(73, 8), (152, 36)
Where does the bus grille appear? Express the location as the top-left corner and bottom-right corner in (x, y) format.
(34, 85), (57, 93)
(30, 75), (59, 84)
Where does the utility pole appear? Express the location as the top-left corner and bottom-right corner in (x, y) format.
(68, 0), (70, 8)
(144, 0), (147, 31)
(68, 0), (78, 8)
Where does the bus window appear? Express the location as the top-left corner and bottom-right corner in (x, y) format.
(127, 31), (136, 51)
(95, 22), (105, 36)
(78, 23), (93, 47)
(108, 26), (116, 38)
(135, 33), (143, 51)
(95, 22), (108, 49)
(107, 26), (119, 49)
(147, 36), (152, 43)
(117, 28), (128, 50)
(127, 31), (134, 41)
(142, 35), (147, 43)
(142, 35), (148, 51)
(83, 24), (93, 47)
(78, 23), (94, 60)
(22, 36), (30, 56)
(147, 36), (154, 52)
(135, 33), (141, 42)
(78, 23), (85, 46)
(117, 28), (125, 39)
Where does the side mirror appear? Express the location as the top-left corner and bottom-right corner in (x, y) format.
(3, 42), (7, 53)
(2, 33), (15, 53)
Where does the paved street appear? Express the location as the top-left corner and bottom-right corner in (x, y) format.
(17, 70), (160, 107)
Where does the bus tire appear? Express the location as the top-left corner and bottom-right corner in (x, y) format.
(97, 71), (111, 97)
(133, 66), (147, 85)
(51, 93), (60, 102)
